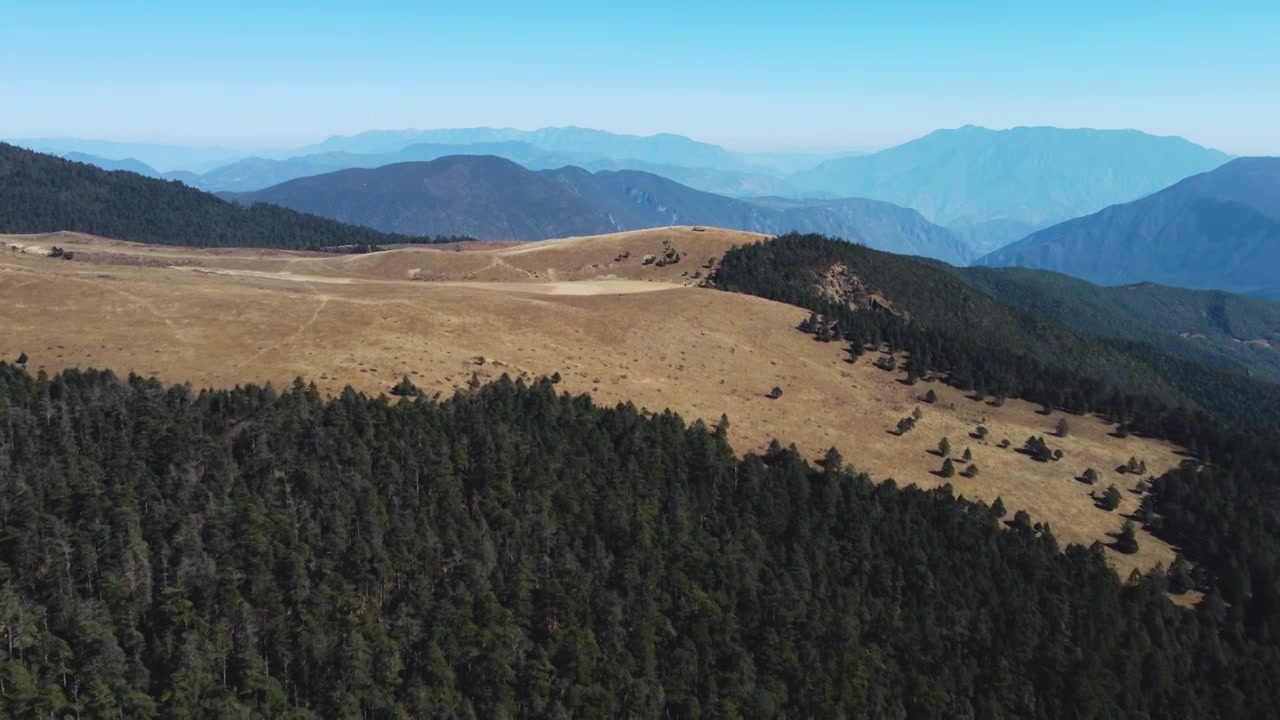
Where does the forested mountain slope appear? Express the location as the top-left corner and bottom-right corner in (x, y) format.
(0, 366), (1277, 718)
(954, 266), (1280, 384)
(0, 143), (432, 249)
(711, 233), (1280, 430)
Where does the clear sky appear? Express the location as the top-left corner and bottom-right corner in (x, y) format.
(4, 0), (1278, 154)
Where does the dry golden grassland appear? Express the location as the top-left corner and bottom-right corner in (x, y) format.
(1, 227), (1188, 585)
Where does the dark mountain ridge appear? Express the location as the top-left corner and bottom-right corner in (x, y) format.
(221, 155), (616, 240)
(0, 143), (426, 249)
(227, 156), (974, 263)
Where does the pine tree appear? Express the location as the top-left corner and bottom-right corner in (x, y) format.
(1115, 520), (1139, 554)
(1168, 556), (1194, 594)
(991, 496), (1007, 518)
(941, 458), (956, 478)
(1099, 485), (1122, 511)
(938, 437), (951, 458)
(1055, 417), (1070, 437)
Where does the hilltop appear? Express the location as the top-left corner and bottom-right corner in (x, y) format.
(978, 157), (1280, 294)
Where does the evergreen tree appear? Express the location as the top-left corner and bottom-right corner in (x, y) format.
(1168, 556), (1194, 594)
(1115, 520), (1139, 554)
(1099, 485), (1122, 511)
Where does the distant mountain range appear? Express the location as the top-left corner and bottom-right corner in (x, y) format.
(10, 127), (859, 198)
(225, 156), (974, 264)
(159, 141), (804, 198)
(977, 157), (1280, 295)
(13, 125), (1236, 257)
(59, 153), (163, 178)
(790, 126), (1232, 252)
(291, 126), (856, 175)
(12, 139), (251, 173)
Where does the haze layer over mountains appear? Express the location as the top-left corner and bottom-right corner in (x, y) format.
(13, 124), (1278, 296)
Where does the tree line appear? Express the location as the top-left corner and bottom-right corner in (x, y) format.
(713, 233), (1280, 707)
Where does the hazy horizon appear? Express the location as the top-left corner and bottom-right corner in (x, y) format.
(5, 1), (1278, 156)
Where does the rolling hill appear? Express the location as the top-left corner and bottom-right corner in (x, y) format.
(5, 226), (1280, 714)
(0, 143), (427, 249)
(977, 157), (1280, 294)
(789, 125), (1231, 252)
(0, 227), (1191, 581)
(229, 157), (974, 263)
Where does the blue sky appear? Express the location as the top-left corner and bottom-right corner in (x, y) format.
(4, 0), (1278, 154)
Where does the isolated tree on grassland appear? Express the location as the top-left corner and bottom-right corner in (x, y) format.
(1115, 520), (1139, 554)
(1055, 417), (1070, 437)
(961, 463), (979, 478)
(768, 386), (783, 399)
(938, 437), (951, 458)
(941, 458), (956, 478)
(962, 447), (972, 462)
(1082, 468), (1099, 485)
(896, 417), (916, 435)
(923, 389), (938, 404)
(1099, 484), (1122, 511)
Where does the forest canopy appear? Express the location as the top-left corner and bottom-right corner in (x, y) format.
(1, 364), (1279, 718)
